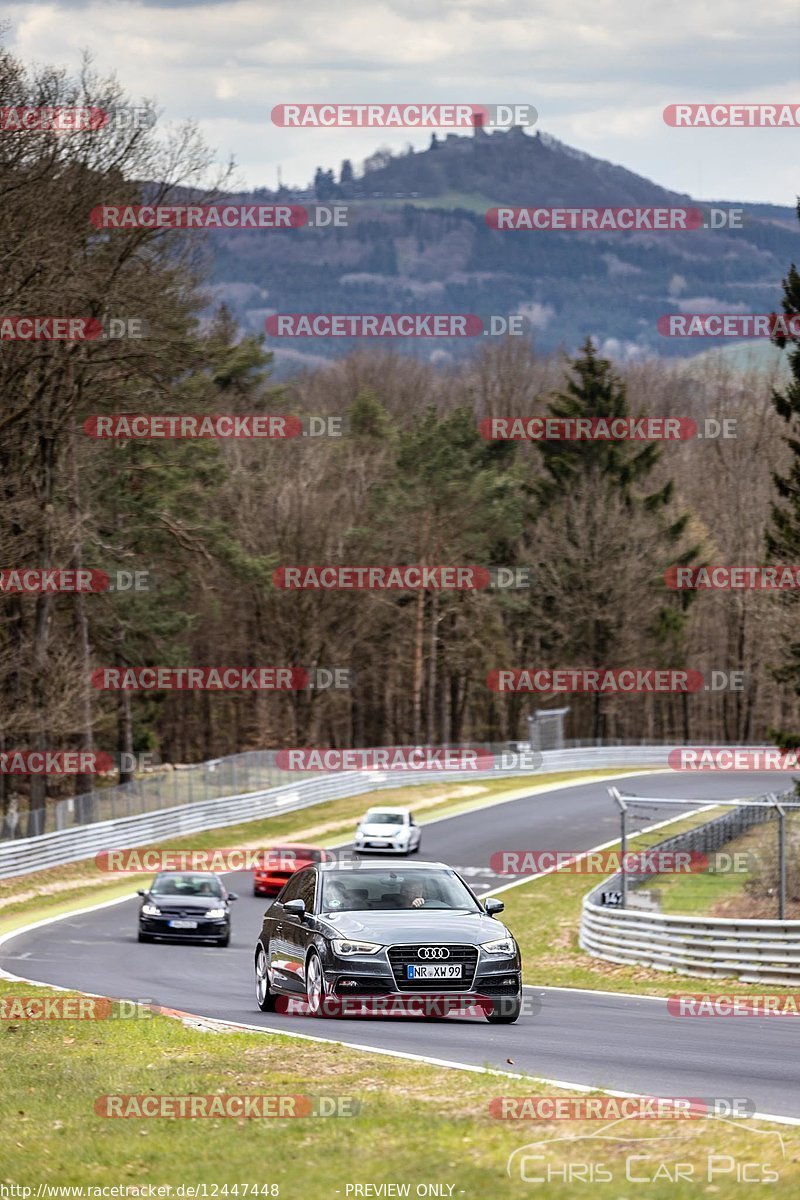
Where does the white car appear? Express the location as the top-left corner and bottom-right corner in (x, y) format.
(353, 807), (422, 856)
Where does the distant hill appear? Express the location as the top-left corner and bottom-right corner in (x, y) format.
(203, 127), (800, 372)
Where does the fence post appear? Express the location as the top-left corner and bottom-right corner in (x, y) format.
(773, 794), (787, 920)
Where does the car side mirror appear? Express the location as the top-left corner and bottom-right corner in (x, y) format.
(485, 898), (505, 916)
(136, 889), (145, 897)
(284, 898), (306, 918)
(227, 892), (238, 901)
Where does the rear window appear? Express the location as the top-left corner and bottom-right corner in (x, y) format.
(267, 846), (326, 864)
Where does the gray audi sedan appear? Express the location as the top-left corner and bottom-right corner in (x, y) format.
(253, 860), (521, 1022)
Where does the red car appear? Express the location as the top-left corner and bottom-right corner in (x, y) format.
(252, 844), (329, 897)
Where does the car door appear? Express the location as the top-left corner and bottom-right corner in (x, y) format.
(281, 868), (318, 992)
(266, 872), (303, 993)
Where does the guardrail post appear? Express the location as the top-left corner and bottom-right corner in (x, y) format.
(609, 787), (628, 909)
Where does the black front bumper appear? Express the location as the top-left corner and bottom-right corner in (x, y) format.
(139, 916), (229, 940)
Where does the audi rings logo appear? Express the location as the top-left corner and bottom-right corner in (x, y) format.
(418, 946), (450, 960)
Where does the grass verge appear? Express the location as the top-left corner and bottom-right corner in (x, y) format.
(0, 976), (796, 1197)
(638, 813), (800, 918)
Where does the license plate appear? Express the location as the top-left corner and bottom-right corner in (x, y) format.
(407, 963), (462, 980)
(169, 919), (197, 929)
(370, 841), (389, 848)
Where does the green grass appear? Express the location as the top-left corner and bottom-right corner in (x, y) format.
(0, 976), (796, 1196)
(0, 769), (652, 930)
(645, 862), (752, 915)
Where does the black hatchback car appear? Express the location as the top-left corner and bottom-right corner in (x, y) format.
(137, 871), (237, 946)
(253, 860), (522, 1022)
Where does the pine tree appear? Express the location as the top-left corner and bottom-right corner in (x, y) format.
(532, 339), (699, 738)
(766, 202), (800, 746)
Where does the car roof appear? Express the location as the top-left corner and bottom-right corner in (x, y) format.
(266, 843), (322, 850)
(153, 870), (222, 878)
(316, 859), (449, 873)
(362, 806), (411, 814)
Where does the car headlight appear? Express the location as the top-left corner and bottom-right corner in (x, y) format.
(141, 904), (161, 917)
(205, 908), (227, 919)
(332, 939), (383, 955)
(481, 937), (517, 956)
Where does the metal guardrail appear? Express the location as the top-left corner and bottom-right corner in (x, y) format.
(0, 739), (766, 840)
(580, 792), (800, 984)
(0, 744), (677, 879)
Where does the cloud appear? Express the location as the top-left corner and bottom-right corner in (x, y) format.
(4, 0), (799, 202)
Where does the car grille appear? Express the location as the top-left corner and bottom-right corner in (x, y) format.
(154, 906), (212, 918)
(387, 944), (478, 991)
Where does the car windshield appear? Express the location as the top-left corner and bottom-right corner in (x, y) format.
(364, 813), (405, 825)
(320, 869), (480, 912)
(150, 873), (223, 897)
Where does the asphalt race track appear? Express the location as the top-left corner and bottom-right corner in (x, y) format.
(3, 771), (799, 1119)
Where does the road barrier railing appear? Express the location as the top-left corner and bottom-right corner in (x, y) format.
(0, 744), (682, 879)
(580, 788), (800, 984)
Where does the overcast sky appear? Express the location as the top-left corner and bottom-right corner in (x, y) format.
(5, 0), (800, 203)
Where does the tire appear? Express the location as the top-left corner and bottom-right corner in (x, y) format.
(305, 949), (331, 1017)
(486, 994), (522, 1025)
(216, 931), (230, 947)
(255, 945), (277, 1012)
(137, 930), (153, 944)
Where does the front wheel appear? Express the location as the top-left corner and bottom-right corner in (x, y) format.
(305, 950), (331, 1017)
(216, 931), (230, 947)
(255, 945), (277, 1012)
(137, 930), (153, 944)
(486, 994), (522, 1025)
